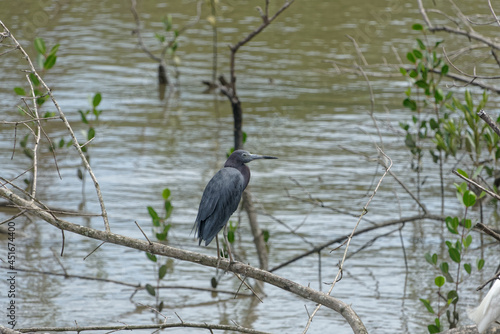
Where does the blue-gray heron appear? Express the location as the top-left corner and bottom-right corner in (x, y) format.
(193, 150), (277, 262)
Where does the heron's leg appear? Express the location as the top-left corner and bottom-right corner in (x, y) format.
(215, 235), (221, 269)
(223, 223), (234, 263)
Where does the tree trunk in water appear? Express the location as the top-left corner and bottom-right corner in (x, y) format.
(229, 93), (268, 272)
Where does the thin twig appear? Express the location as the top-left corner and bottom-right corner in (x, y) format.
(452, 170), (500, 201)
(487, 0), (500, 27)
(476, 270), (500, 291)
(302, 148), (393, 333)
(135, 221), (153, 245)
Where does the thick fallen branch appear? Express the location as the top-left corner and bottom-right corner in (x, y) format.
(5, 323), (271, 334)
(0, 186), (367, 334)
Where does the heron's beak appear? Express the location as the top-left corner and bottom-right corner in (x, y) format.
(250, 154), (278, 160)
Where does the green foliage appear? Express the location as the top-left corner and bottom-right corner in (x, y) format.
(420, 184), (485, 332)
(144, 188), (174, 309)
(71, 93), (103, 185)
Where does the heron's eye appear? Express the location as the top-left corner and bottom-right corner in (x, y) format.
(242, 153), (247, 157)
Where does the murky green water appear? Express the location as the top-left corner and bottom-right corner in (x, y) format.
(1, 1), (499, 333)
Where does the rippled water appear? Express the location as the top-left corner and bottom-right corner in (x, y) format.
(1, 1), (499, 333)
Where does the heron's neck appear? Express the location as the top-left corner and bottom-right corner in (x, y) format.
(226, 164), (250, 189)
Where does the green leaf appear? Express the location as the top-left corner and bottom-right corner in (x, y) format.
(34, 37), (46, 55)
(78, 110), (89, 124)
(428, 324), (440, 334)
(441, 64), (449, 75)
(14, 87), (26, 96)
(155, 33), (166, 43)
(456, 169), (468, 178)
(227, 229), (235, 243)
(425, 252), (434, 265)
(434, 88), (444, 103)
(242, 131), (247, 144)
(29, 73), (40, 86)
(146, 252), (157, 262)
(145, 283), (156, 296)
(159, 264), (167, 279)
(36, 53), (44, 69)
(400, 67), (407, 76)
(465, 90), (473, 111)
(403, 98), (417, 111)
(413, 49), (423, 59)
(462, 190), (476, 207)
(412, 23), (424, 30)
(407, 52), (416, 63)
(464, 263), (472, 274)
(162, 188), (171, 200)
(148, 206), (159, 220)
(416, 38), (426, 50)
(435, 276), (445, 287)
(262, 229), (270, 243)
(415, 80), (428, 89)
(447, 290), (459, 305)
(449, 247), (461, 263)
(477, 258), (485, 270)
(88, 127), (95, 141)
(464, 219), (472, 229)
(420, 298), (435, 314)
(44, 54), (57, 69)
(464, 235), (472, 249)
(158, 301), (164, 312)
(92, 93), (102, 107)
(445, 216), (459, 234)
(164, 201), (173, 219)
(49, 43), (60, 56)
(440, 262), (449, 274)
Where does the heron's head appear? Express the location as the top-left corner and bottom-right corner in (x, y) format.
(227, 150), (278, 165)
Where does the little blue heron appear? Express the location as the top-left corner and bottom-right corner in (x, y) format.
(193, 149), (277, 262)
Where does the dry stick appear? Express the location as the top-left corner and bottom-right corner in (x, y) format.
(476, 269), (500, 291)
(223, 1), (296, 272)
(451, 170), (500, 201)
(228, 0), (296, 95)
(13, 323), (272, 334)
(451, 171), (500, 242)
(353, 63), (383, 148)
(442, 47), (500, 80)
(302, 148), (392, 334)
(478, 109), (500, 137)
(243, 191), (268, 271)
(346, 35), (368, 66)
(130, 0), (161, 62)
(488, 0), (500, 27)
(417, 0), (433, 28)
(0, 20), (110, 232)
(330, 62), (500, 94)
(25, 73), (41, 200)
(269, 213), (444, 272)
(0, 186), (367, 334)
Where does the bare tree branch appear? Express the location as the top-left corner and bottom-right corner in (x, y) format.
(0, 186), (367, 334)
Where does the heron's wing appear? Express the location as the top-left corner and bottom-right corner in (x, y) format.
(193, 168), (245, 245)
